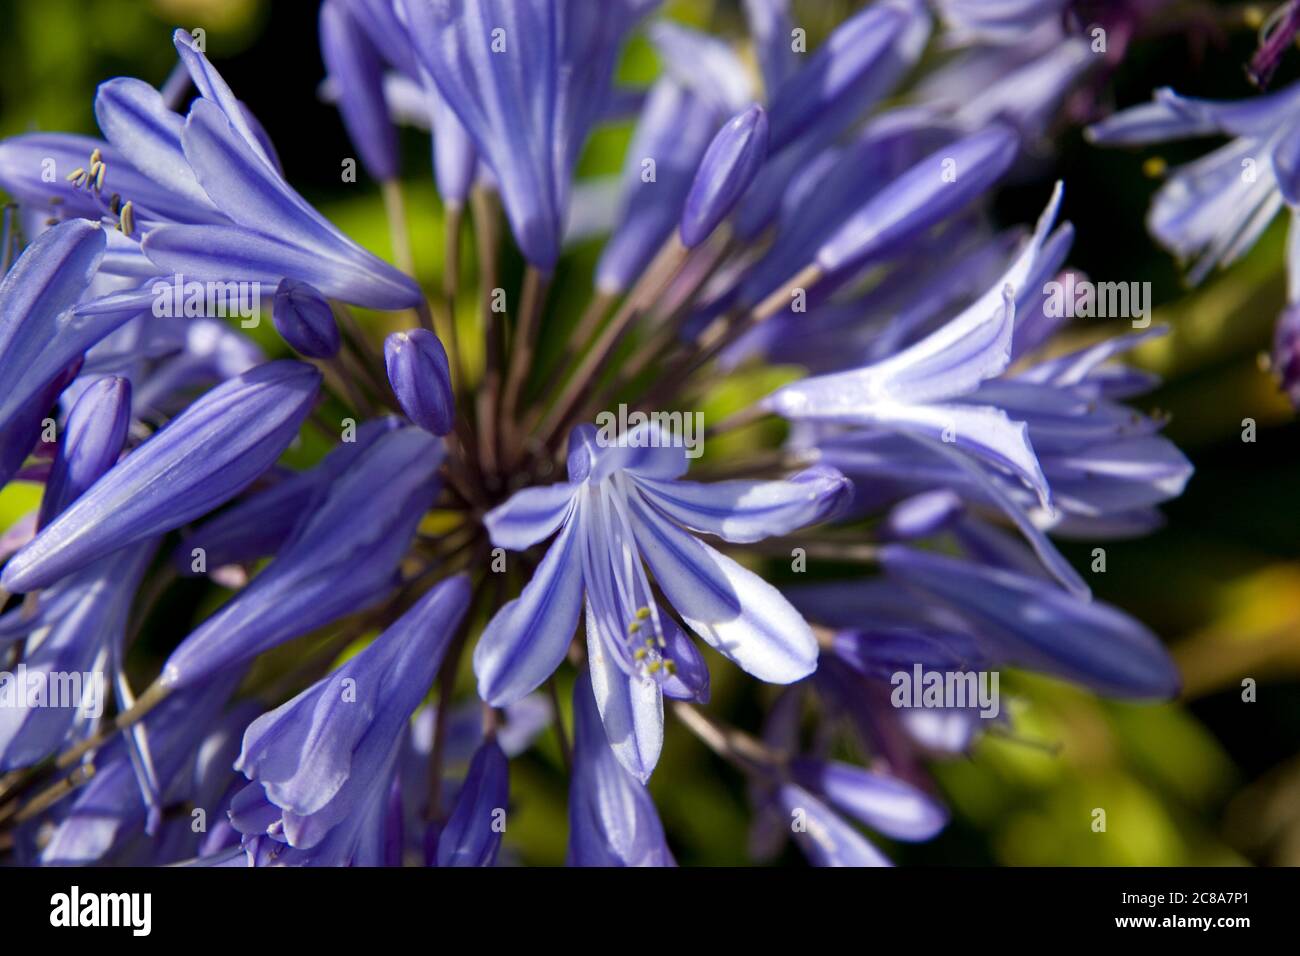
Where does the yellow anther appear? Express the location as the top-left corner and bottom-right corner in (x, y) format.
(634, 648), (648, 661)
(647, 660), (661, 673)
(119, 200), (135, 237)
(663, 659), (677, 675)
(1142, 156), (1167, 179)
(89, 148), (102, 165)
(627, 621), (641, 634)
(635, 607), (651, 620)
(66, 167), (86, 184)
(645, 637), (655, 648)
(94, 163), (106, 192)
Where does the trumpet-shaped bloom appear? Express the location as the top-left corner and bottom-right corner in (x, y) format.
(475, 422), (847, 780)
(231, 575), (471, 862)
(764, 187), (1064, 520)
(3, 361), (320, 593)
(404, 0), (658, 271)
(879, 544), (1179, 698)
(567, 670), (675, 866)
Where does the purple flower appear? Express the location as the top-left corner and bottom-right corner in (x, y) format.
(879, 544), (1179, 698)
(38, 674), (245, 864)
(272, 279), (341, 359)
(385, 328), (455, 436)
(1088, 80), (1300, 405)
(567, 669), (675, 866)
(1087, 84), (1300, 285)
(0, 544), (155, 771)
(474, 422), (847, 780)
(2, 361), (320, 593)
(230, 575), (470, 864)
(404, 0), (658, 271)
(37, 376), (132, 529)
(773, 784), (893, 867)
(763, 187), (1064, 533)
(680, 105), (769, 248)
(0, 5), (1202, 871)
(788, 759), (949, 842)
(0, 220), (110, 430)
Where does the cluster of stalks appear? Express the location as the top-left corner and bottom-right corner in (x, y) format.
(0, 178), (848, 850)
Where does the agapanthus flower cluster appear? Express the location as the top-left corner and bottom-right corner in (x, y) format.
(0, 0), (1204, 867)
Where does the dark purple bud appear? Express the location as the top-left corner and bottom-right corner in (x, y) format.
(38, 376), (132, 529)
(272, 278), (341, 359)
(385, 328), (454, 436)
(436, 739), (509, 867)
(1273, 305), (1300, 408)
(1248, 0), (1300, 88)
(0, 364), (79, 490)
(680, 105), (769, 248)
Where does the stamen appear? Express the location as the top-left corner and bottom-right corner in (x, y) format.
(1141, 156), (1166, 179)
(589, 477), (679, 681)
